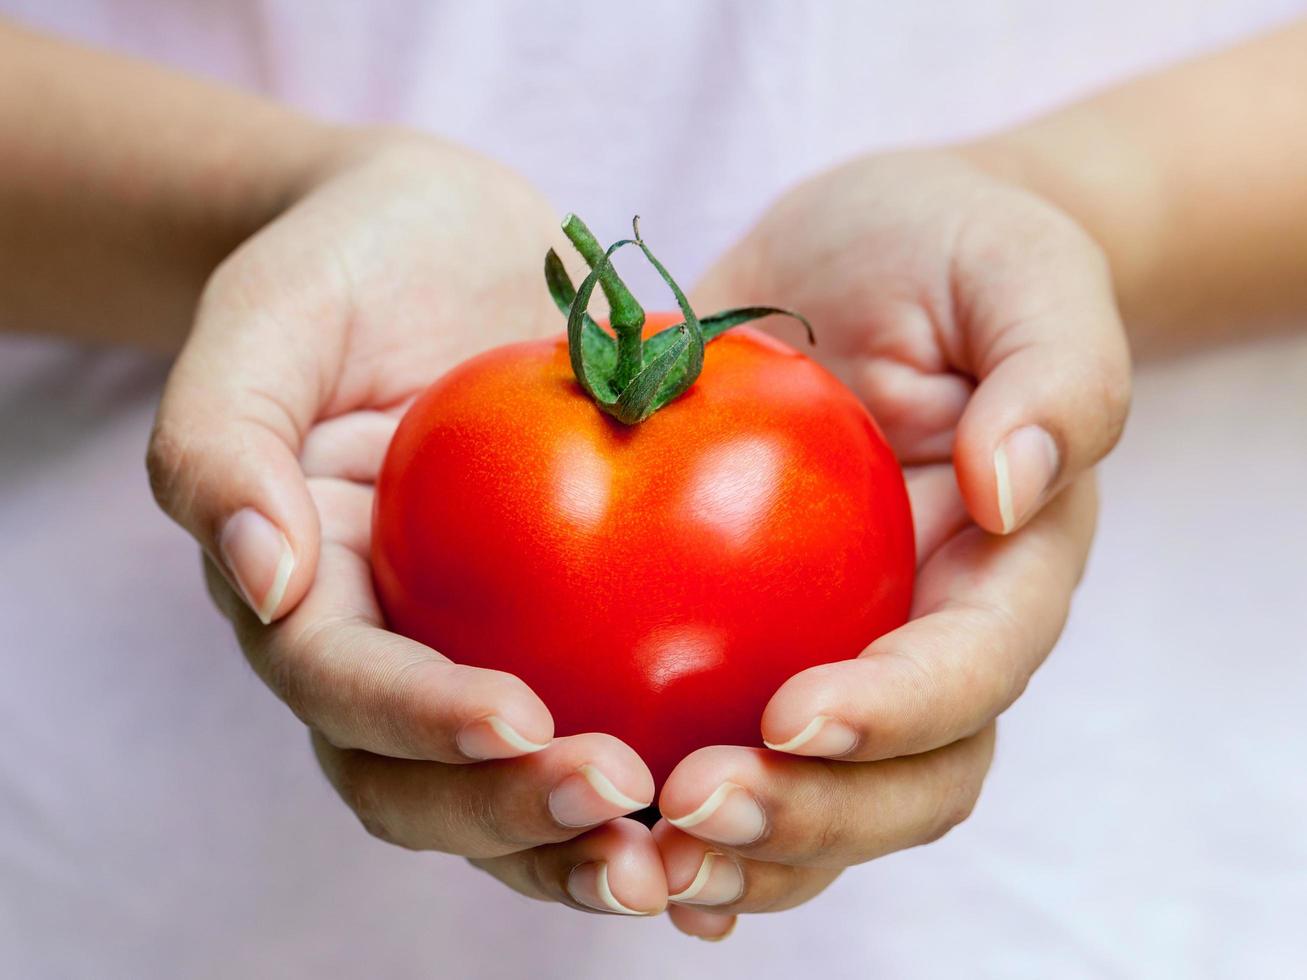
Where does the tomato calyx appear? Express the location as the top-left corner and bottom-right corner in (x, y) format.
(544, 215), (815, 425)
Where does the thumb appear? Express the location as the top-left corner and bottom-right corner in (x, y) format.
(952, 218), (1131, 534)
(147, 262), (334, 623)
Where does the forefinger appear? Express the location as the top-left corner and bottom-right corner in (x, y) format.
(761, 474), (1098, 762)
(206, 476), (555, 763)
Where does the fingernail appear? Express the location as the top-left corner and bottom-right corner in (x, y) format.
(669, 851), (745, 906)
(217, 508), (295, 624)
(456, 716), (549, 760)
(993, 425), (1059, 533)
(549, 764), (649, 828)
(567, 861), (649, 915)
(764, 715), (858, 756)
(666, 782), (765, 846)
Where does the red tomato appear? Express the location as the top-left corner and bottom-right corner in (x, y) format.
(372, 313), (914, 789)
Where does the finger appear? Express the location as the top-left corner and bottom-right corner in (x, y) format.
(660, 731), (995, 867)
(207, 478), (554, 761)
(299, 410), (398, 482)
(854, 355), (974, 464)
(761, 475), (1096, 761)
(470, 818), (667, 916)
(147, 250), (348, 623)
(904, 463), (970, 565)
(667, 905), (738, 941)
(951, 205), (1130, 534)
(655, 821), (841, 917)
(313, 731), (653, 858)
(693, 266), (977, 468)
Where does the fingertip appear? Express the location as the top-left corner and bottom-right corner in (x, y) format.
(564, 819), (667, 915)
(763, 715), (859, 758)
(149, 376), (322, 625)
(668, 904), (737, 941)
(954, 297), (1128, 535)
(565, 862), (649, 915)
(455, 714), (551, 761)
(991, 424), (1061, 534)
(543, 735), (655, 828)
(608, 819), (669, 915)
(955, 415), (1061, 535)
(217, 508), (301, 624)
(581, 758), (655, 815)
(659, 748), (770, 848)
(657, 827), (746, 909)
(447, 669), (556, 761)
(760, 665), (859, 758)
(658, 746), (733, 820)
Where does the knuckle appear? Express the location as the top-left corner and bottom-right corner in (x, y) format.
(144, 420), (194, 514)
(940, 787), (981, 841)
(917, 747), (989, 847)
(916, 789), (975, 847)
(811, 810), (846, 862)
(745, 863), (809, 914)
(870, 649), (945, 749)
(456, 789), (515, 855)
(334, 758), (401, 848)
(790, 761), (856, 865)
(424, 787), (529, 861)
(1096, 361), (1132, 451)
(523, 847), (564, 905)
(954, 600), (1034, 716)
(261, 619), (344, 729)
(264, 639), (320, 728)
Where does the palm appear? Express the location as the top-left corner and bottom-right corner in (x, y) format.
(193, 144), (681, 915)
(187, 144), (1113, 932)
(641, 151), (1111, 936)
(253, 142), (563, 425)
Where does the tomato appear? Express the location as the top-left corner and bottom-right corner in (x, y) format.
(372, 217), (914, 791)
(372, 304), (915, 788)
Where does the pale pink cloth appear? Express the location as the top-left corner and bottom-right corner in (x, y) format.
(1, 3), (1305, 977)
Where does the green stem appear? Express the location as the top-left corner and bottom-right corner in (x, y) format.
(551, 215), (814, 425)
(561, 214), (646, 387)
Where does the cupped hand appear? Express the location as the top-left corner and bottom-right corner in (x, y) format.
(658, 150), (1129, 939)
(150, 135), (668, 915)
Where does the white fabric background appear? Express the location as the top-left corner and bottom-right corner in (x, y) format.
(1, 2), (1304, 977)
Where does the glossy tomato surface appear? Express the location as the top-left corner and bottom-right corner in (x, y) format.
(372, 314), (915, 788)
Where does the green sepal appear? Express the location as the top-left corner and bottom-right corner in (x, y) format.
(698, 305), (816, 345)
(639, 305), (815, 409)
(612, 326), (691, 423)
(565, 238), (638, 405)
(553, 215), (816, 425)
(546, 249), (617, 392)
(645, 305), (815, 353)
(626, 221), (705, 411)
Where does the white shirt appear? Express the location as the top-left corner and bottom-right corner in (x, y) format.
(1, 2), (1304, 977)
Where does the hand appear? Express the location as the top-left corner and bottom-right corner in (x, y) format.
(150, 135), (668, 915)
(657, 150), (1128, 939)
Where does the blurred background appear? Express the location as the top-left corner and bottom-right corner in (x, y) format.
(1, 2), (1304, 977)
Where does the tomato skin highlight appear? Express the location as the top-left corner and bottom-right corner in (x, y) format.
(372, 315), (915, 788)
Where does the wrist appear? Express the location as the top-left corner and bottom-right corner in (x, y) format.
(954, 123), (1164, 341)
(287, 125), (481, 195)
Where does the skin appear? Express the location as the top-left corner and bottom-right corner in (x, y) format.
(3, 15), (1306, 937)
(662, 153), (1113, 937)
(650, 19), (1307, 938)
(166, 143), (677, 914)
(0, 20), (334, 348)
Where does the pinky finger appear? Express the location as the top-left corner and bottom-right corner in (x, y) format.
(470, 818), (667, 917)
(667, 905), (738, 942)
